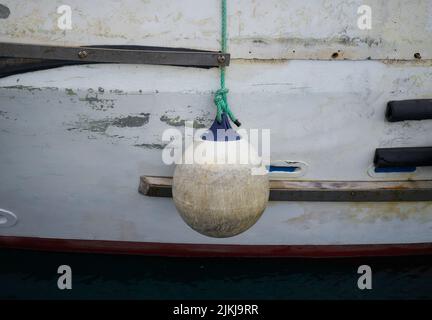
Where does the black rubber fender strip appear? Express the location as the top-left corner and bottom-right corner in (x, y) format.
(374, 147), (432, 168)
(386, 99), (432, 122)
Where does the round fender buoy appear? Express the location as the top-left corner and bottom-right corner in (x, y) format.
(173, 135), (269, 238)
(172, 0), (269, 238)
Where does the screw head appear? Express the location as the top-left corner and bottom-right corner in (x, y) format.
(217, 55), (226, 64)
(78, 50), (88, 59)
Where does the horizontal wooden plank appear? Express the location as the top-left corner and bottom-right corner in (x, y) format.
(139, 176), (432, 202)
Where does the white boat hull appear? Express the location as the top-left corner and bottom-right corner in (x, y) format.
(0, 0), (432, 256)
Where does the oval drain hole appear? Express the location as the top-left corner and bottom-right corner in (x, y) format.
(269, 165), (300, 173)
(0, 209), (18, 227)
(267, 161), (308, 178)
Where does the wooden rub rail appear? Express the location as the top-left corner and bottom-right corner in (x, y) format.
(139, 176), (432, 202)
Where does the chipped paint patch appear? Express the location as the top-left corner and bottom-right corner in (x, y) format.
(160, 114), (185, 127)
(80, 93), (115, 111)
(109, 89), (124, 94)
(134, 143), (167, 149)
(193, 116), (211, 129)
(67, 113), (150, 134)
(160, 111), (211, 129)
(68, 117), (112, 133)
(243, 35), (382, 48)
(65, 88), (77, 96)
(112, 114), (150, 127)
(0, 85), (57, 92)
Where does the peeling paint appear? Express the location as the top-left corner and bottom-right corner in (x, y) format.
(381, 59), (432, 67)
(244, 35), (382, 48)
(109, 89), (124, 94)
(68, 113), (150, 133)
(252, 39), (268, 44)
(112, 113), (150, 127)
(1, 85), (55, 92)
(65, 88), (77, 96)
(1, 49), (431, 182)
(193, 118), (210, 129)
(160, 114), (185, 127)
(80, 93), (115, 111)
(160, 113), (210, 129)
(1, 0), (432, 247)
(67, 118), (112, 133)
(134, 143), (167, 149)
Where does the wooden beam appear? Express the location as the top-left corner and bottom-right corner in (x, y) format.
(139, 176), (432, 202)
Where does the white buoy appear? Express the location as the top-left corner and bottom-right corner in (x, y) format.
(173, 137), (269, 238)
(172, 0), (269, 238)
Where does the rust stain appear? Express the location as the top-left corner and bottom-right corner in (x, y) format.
(345, 202), (432, 223)
(285, 202), (432, 227)
(381, 59), (432, 66)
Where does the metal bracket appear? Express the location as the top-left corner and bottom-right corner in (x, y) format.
(0, 42), (230, 69)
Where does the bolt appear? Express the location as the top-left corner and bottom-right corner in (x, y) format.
(78, 50), (88, 59)
(217, 55), (226, 64)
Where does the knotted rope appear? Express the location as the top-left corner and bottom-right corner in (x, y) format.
(214, 0), (241, 127)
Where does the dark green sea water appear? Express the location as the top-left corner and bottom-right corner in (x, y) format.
(0, 249), (431, 299)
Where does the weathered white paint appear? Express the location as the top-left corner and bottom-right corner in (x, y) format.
(1, 60), (432, 181)
(0, 0), (431, 60)
(0, 1), (431, 246)
(0, 60), (431, 245)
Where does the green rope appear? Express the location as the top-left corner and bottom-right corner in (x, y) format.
(214, 0), (240, 126)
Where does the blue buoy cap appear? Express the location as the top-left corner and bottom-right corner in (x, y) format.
(201, 113), (241, 141)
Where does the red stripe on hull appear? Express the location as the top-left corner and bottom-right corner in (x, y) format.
(0, 236), (432, 258)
